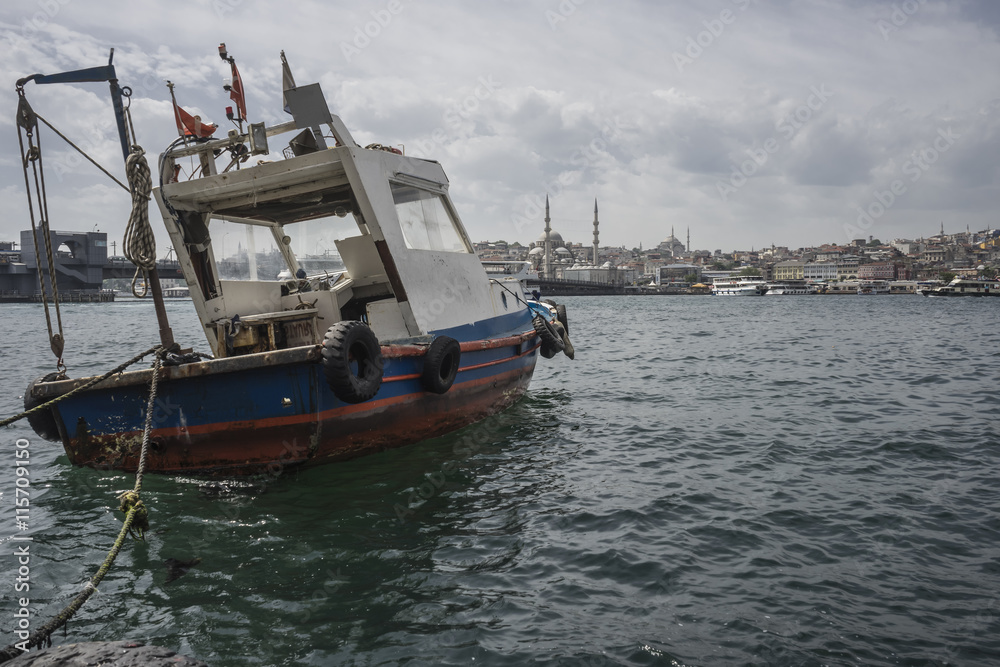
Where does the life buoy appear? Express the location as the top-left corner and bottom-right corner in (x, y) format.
(532, 314), (564, 359)
(421, 336), (461, 394)
(321, 320), (383, 403)
(24, 373), (64, 442)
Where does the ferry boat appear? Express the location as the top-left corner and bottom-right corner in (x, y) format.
(764, 281), (816, 295)
(857, 280), (891, 295)
(711, 276), (767, 296)
(19, 50), (573, 475)
(919, 277), (1000, 297)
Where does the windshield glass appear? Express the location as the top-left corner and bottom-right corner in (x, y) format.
(280, 213), (358, 276)
(211, 219), (288, 281)
(390, 184), (470, 253)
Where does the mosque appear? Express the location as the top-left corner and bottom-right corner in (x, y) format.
(657, 227), (688, 257)
(527, 197), (628, 285)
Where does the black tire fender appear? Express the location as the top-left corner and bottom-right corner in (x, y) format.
(24, 373), (64, 442)
(321, 321), (384, 404)
(532, 314), (564, 358)
(556, 303), (569, 334)
(421, 336), (461, 394)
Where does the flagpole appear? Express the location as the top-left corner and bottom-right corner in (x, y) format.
(165, 81), (189, 147)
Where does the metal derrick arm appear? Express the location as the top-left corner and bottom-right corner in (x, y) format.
(16, 48), (176, 351)
(16, 48), (132, 163)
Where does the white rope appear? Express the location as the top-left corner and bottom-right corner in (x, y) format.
(123, 146), (156, 298)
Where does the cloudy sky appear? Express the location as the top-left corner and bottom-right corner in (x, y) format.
(1, 0), (998, 255)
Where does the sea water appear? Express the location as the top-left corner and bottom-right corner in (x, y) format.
(1, 295), (998, 666)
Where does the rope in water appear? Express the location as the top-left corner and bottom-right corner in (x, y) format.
(0, 349), (164, 662)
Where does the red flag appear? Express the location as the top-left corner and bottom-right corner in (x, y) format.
(172, 101), (217, 138)
(229, 60), (247, 121)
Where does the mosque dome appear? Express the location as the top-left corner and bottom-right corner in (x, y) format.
(528, 247), (545, 256)
(537, 230), (564, 245)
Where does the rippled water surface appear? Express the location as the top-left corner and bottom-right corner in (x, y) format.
(1, 295), (999, 666)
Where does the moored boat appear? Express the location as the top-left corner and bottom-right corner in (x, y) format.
(711, 276), (767, 296)
(857, 280), (890, 295)
(18, 49), (574, 476)
(919, 277), (1000, 297)
(764, 281), (816, 295)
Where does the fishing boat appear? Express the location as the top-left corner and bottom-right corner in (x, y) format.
(919, 277), (1000, 297)
(19, 49), (573, 476)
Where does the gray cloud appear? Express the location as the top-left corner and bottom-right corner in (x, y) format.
(0, 0), (998, 253)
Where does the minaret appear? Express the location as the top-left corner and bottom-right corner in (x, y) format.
(543, 195), (552, 279)
(670, 225), (675, 258)
(687, 227), (690, 257)
(592, 198), (600, 266)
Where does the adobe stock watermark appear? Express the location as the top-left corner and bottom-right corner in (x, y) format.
(17, 0), (71, 39)
(392, 410), (512, 524)
(876, 0), (927, 41)
(844, 127), (959, 241)
(211, 0), (243, 20)
(716, 84), (833, 202)
(509, 116), (623, 235)
(546, 0), (587, 31)
(408, 75), (502, 159)
(673, 0), (756, 74)
(10, 438), (33, 653)
(340, 0), (412, 63)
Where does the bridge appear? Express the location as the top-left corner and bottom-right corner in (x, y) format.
(103, 258), (184, 280)
(530, 277), (626, 296)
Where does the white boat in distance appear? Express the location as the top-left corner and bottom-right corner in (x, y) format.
(712, 276), (767, 296)
(857, 280), (891, 295)
(919, 277), (1000, 297)
(765, 281), (817, 295)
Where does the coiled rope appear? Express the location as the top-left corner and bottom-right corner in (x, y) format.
(0, 348), (164, 662)
(122, 146), (156, 298)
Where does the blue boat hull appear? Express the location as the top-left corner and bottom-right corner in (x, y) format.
(34, 315), (541, 476)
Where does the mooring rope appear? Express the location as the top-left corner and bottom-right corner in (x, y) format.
(122, 146), (156, 298)
(0, 349), (164, 662)
(0, 345), (161, 429)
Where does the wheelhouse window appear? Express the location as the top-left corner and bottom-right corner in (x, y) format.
(390, 184), (470, 253)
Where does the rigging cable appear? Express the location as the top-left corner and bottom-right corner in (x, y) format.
(15, 85), (65, 372)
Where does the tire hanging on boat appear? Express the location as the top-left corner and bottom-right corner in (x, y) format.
(321, 320), (384, 404)
(556, 303), (569, 334)
(552, 319), (575, 360)
(421, 336), (461, 394)
(24, 373), (63, 441)
(532, 314), (564, 359)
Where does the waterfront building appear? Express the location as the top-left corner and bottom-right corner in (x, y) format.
(773, 260), (805, 281)
(803, 262), (837, 282)
(858, 262), (897, 281)
(657, 263), (700, 285)
(836, 255), (860, 280)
